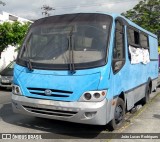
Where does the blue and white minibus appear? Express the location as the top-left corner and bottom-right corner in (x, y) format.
(12, 13), (158, 130)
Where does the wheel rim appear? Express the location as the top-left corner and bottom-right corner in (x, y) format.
(115, 105), (123, 124)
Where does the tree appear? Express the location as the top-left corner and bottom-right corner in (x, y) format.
(0, 22), (30, 54)
(41, 5), (55, 17)
(0, 1), (5, 6)
(122, 0), (160, 46)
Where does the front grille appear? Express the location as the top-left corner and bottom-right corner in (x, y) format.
(23, 105), (77, 117)
(27, 87), (73, 98)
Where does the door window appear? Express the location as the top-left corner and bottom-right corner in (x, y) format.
(112, 20), (125, 73)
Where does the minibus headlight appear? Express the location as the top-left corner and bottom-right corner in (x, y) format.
(79, 90), (107, 102)
(84, 93), (92, 100)
(12, 85), (22, 96)
(94, 93), (100, 98)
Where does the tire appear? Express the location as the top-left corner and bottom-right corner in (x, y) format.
(141, 85), (150, 105)
(0, 86), (6, 90)
(108, 98), (125, 131)
(153, 87), (157, 92)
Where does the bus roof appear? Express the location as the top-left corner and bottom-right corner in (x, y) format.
(35, 12), (157, 38)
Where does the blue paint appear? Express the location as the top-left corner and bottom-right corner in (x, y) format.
(13, 12), (158, 102)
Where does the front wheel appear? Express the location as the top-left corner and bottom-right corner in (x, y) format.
(108, 98), (125, 131)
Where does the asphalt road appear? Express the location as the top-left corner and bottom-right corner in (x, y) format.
(0, 88), (160, 142)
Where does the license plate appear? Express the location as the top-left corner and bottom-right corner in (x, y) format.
(1, 80), (10, 83)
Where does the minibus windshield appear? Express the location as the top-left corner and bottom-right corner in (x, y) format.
(18, 13), (112, 70)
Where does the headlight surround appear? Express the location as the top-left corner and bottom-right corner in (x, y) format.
(79, 90), (107, 102)
(12, 85), (22, 96)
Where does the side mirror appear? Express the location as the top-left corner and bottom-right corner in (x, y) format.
(113, 61), (124, 73)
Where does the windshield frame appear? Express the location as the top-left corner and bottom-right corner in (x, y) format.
(17, 13), (113, 70)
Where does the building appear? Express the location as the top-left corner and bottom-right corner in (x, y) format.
(0, 11), (32, 24)
(0, 11), (32, 71)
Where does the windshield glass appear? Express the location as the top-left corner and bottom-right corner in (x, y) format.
(6, 61), (15, 69)
(18, 13), (112, 70)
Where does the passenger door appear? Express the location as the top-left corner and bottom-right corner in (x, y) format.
(112, 19), (127, 99)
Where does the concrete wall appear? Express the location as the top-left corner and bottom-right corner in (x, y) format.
(0, 45), (18, 71)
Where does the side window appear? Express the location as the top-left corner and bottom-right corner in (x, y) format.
(113, 21), (125, 59)
(112, 20), (125, 73)
(128, 28), (140, 46)
(140, 33), (149, 49)
(128, 27), (150, 64)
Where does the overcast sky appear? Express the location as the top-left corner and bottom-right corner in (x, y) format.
(0, 0), (140, 20)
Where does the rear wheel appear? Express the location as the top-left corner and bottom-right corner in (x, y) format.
(108, 98), (125, 131)
(141, 86), (151, 105)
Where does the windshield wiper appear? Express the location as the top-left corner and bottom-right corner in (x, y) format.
(68, 26), (76, 74)
(26, 59), (33, 71)
(23, 45), (33, 71)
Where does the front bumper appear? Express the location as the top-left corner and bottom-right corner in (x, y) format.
(12, 94), (108, 125)
(0, 77), (13, 88)
(0, 83), (12, 88)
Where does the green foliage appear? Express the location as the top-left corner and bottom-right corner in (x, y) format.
(41, 5), (55, 17)
(0, 1), (5, 6)
(122, 0), (160, 45)
(0, 21), (30, 52)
